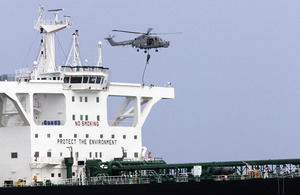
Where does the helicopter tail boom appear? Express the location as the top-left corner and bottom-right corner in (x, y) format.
(105, 37), (133, 46)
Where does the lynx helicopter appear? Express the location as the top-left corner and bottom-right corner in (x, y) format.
(105, 28), (180, 53)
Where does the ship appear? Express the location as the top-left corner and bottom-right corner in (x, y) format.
(1, 6), (300, 195)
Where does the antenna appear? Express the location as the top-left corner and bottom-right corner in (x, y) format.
(48, 8), (64, 12)
(97, 41), (103, 67)
(65, 30), (82, 66)
(48, 8), (64, 23)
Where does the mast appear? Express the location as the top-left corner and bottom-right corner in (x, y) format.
(97, 41), (103, 67)
(34, 6), (71, 76)
(65, 30), (82, 66)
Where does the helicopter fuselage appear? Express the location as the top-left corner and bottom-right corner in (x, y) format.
(105, 28), (175, 52)
(105, 35), (170, 51)
(132, 35), (170, 49)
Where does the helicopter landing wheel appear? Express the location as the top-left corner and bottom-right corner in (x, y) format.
(144, 50), (147, 53)
(155, 49), (158, 52)
(137, 49), (139, 52)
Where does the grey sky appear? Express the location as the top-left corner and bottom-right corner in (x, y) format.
(1, 1), (300, 163)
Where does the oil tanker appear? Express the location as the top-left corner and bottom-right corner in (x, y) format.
(0, 6), (300, 195)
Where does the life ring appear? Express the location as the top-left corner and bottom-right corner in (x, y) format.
(253, 170), (258, 178)
(34, 182), (38, 186)
(221, 175), (225, 180)
(247, 170), (259, 179)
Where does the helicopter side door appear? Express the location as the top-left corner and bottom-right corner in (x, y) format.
(147, 38), (154, 46)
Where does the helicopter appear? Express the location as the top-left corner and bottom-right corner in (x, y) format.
(105, 28), (180, 53)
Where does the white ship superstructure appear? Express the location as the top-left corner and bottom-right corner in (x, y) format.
(0, 7), (174, 186)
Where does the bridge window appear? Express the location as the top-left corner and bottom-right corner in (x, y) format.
(83, 76), (89, 83)
(71, 76), (82, 83)
(96, 76), (101, 84)
(64, 77), (70, 83)
(134, 152), (138, 158)
(89, 77), (96, 83)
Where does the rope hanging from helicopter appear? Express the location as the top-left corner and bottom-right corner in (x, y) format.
(142, 51), (151, 85)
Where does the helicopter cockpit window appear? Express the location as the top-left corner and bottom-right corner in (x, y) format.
(96, 76), (102, 84)
(89, 77), (96, 83)
(83, 76), (89, 83)
(64, 77), (70, 83)
(71, 77), (82, 83)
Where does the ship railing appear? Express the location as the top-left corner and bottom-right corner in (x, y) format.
(42, 178), (82, 186)
(175, 173), (189, 182)
(0, 74), (15, 81)
(265, 172), (300, 179)
(212, 171), (300, 181)
(213, 173), (265, 181)
(88, 175), (149, 185)
(30, 157), (64, 165)
(63, 83), (106, 91)
(142, 170), (163, 183)
(15, 68), (31, 81)
(213, 174), (244, 181)
(60, 66), (109, 74)
(57, 178), (82, 186)
(34, 20), (66, 27)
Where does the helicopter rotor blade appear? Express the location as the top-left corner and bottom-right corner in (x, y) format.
(149, 32), (183, 35)
(146, 28), (153, 35)
(107, 33), (116, 39)
(112, 30), (144, 34)
(112, 29), (182, 36)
